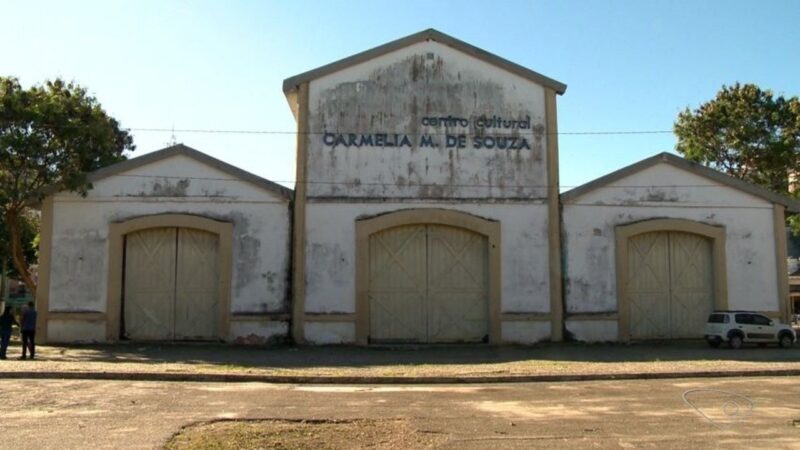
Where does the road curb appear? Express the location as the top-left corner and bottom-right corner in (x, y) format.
(3, 369), (800, 384)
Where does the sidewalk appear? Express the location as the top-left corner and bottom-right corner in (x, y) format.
(1, 341), (799, 384)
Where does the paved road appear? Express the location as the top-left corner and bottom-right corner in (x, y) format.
(1, 377), (799, 449)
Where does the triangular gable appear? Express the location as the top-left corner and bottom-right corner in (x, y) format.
(561, 152), (800, 212)
(44, 144), (292, 201)
(282, 29), (567, 117)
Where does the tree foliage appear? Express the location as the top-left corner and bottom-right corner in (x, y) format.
(674, 83), (800, 194)
(0, 209), (38, 278)
(0, 77), (134, 296)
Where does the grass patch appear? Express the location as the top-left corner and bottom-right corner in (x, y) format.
(165, 419), (446, 449)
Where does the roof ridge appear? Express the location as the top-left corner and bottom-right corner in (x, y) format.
(560, 152), (800, 212)
(282, 28), (566, 96)
(41, 144), (293, 201)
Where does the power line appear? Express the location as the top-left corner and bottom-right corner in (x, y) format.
(130, 127), (674, 136)
(110, 172), (733, 190)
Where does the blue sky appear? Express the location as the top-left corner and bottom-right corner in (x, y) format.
(2, 0), (799, 189)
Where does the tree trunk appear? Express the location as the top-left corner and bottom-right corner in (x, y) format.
(0, 258), (6, 313)
(5, 209), (37, 299)
(0, 258), (6, 299)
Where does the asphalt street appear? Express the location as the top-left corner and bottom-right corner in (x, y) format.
(1, 377), (798, 449)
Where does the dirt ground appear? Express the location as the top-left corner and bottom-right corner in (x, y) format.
(2, 377), (799, 449)
(0, 340), (799, 379)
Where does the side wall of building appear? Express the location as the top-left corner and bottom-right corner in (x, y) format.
(43, 155), (292, 343)
(563, 163), (779, 342)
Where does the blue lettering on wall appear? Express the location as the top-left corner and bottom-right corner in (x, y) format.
(321, 114), (535, 150)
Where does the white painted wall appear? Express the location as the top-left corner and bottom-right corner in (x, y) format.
(305, 202), (551, 314)
(563, 163), (779, 316)
(48, 319), (106, 343)
(501, 321), (551, 344)
(565, 320), (618, 343)
(304, 202), (551, 325)
(229, 321), (289, 344)
(299, 35), (788, 346)
(300, 39), (556, 344)
(47, 154), (292, 341)
(307, 41), (549, 200)
(305, 322), (355, 345)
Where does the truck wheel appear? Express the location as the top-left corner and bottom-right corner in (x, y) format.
(729, 334), (743, 349)
(779, 333), (794, 348)
(707, 339), (721, 348)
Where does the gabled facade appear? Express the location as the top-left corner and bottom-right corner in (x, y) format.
(285, 29), (567, 344)
(561, 153), (800, 341)
(38, 144), (293, 343)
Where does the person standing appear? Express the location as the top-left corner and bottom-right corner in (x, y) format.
(0, 306), (19, 360)
(21, 301), (37, 360)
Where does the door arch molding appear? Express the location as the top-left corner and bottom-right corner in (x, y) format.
(615, 218), (728, 341)
(355, 208), (501, 345)
(106, 214), (233, 341)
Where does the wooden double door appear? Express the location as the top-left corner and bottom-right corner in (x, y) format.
(123, 227), (220, 341)
(368, 225), (489, 343)
(627, 231), (713, 339)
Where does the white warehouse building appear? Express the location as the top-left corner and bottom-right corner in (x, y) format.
(37, 146), (293, 344)
(36, 29), (799, 345)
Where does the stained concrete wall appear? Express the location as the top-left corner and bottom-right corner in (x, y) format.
(301, 41), (554, 345)
(303, 202), (551, 344)
(47, 154), (291, 342)
(307, 41), (549, 200)
(563, 163), (779, 342)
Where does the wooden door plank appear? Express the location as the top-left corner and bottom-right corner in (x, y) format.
(124, 228), (177, 340)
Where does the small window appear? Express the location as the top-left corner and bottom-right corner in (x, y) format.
(708, 314), (729, 324)
(735, 314), (752, 325)
(751, 315), (772, 326)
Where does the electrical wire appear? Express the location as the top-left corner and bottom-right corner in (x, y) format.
(129, 127), (673, 136)
(5, 123), (674, 136)
(108, 172), (741, 190)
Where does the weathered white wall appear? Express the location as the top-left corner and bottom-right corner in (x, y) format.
(305, 322), (355, 345)
(47, 154), (292, 341)
(501, 321), (551, 344)
(304, 201), (553, 341)
(563, 163), (779, 316)
(307, 41), (549, 200)
(301, 39), (556, 344)
(305, 202), (551, 315)
(48, 319), (105, 343)
(229, 320), (289, 344)
(565, 320), (618, 342)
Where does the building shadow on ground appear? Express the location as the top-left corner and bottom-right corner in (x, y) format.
(34, 340), (800, 369)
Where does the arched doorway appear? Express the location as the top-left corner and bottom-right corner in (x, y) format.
(107, 214), (233, 342)
(626, 231), (712, 338)
(616, 219), (728, 340)
(123, 227), (220, 340)
(367, 224), (488, 343)
(356, 209), (501, 345)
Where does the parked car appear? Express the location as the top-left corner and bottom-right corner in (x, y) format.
(704, 311), (796, 349)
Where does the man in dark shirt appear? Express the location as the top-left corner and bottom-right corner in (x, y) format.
(21, 301), (36, 360)
(0, 305), (18, 360)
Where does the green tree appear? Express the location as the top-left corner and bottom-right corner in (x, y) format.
(0, 210), (38, 299)
(0, 77), (133, 297)
(674, 83), (800, 194)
